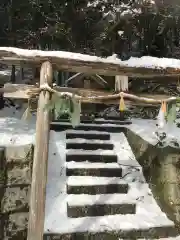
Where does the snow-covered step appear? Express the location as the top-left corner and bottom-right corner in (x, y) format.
(66, 139), (111, 144)
(66, 140), (114, 150)
(66, 131), (110, 140)
(66, 162), (122, 177)
(67, 204), (135, 218)
(53, 118), (132, 125)
(67, 194), (136, 217)
(67, 203), (135, 218)
(66, 162), (120, 169)
(66, 130), (110, 135)
(51, 121), (126, 132)
(67, 193), (136, 205)
(44, 215), (177, 239)
(67, 176), (128, 194)
(66, 150), (117, 163)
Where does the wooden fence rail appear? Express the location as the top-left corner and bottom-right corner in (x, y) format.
(2, 83), (177, 106)
(1, 47), (180, 77)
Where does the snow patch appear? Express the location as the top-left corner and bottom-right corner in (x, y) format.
(66, 162), (119, 169)
(66, 149), (116, 155)
(67, 176), (127, 186)
(66, 139), (111, 144)
(1, 47), (180, 71)
(0, 117), (35, 146)
(67, 194), (136, 206)
(66, 130), (109, 135)
(128, 118), (180, 148)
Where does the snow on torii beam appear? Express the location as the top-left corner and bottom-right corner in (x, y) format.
(0, 47), (180, 77)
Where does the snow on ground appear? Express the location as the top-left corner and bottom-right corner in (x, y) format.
(0, 117), (35, 146)
(0, 69), (20, 83)
(0, 109), (179, 235)
(0, 107), (179, 149)
(0, 104), (29, 119)
(67, 193), (136, 206)
(0, 70), (12, 77)
(67, 176), (127, 186)
(66, 162), (120, 169)
(128, 118), (180, 148)
(0, 105), (179, 151)
(0, 105), (36, 146)
(1, 46), (180, 71)
(160, 238), (180, 240)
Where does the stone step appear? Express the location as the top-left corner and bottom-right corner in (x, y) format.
(51, 122), (126, 132)
(66, 162), (122, 177)
(67, 194), (136, 217)
(66, 139), (111, 144)
(66, 132), (110, 140)
(67, 176), (128, 194)
(53, 118), (132, 125)
(67, 184), (128, 195)
(66, 150), (117, 163)
(66, 142), (114, 150)
(44, 225), (178, 240)
(66, 167), (122, 177)
(67, 203), (136, 218)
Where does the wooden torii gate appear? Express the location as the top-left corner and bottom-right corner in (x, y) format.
(0, 47), (180, 240)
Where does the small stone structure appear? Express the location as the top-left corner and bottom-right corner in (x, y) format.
(0, 144), (33, 240)
(127, 129), (180, 228)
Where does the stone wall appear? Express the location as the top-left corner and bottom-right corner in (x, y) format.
(0, 144), (33, 240)
(126, 129), (180, 229)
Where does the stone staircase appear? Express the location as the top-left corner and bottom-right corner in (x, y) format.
(44, 120), (178, 239)
(66, 131), (135, 219)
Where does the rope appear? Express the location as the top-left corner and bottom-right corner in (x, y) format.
(21, 83), (178, 120)
(26, 83), (177, 104)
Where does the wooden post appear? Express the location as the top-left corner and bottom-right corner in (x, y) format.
(115, 75), (129, 92)
(20, 65), (24, 81)
(84, 79), (91, 89)
(11, 65), (16, 83)
(27, 61), (53, 240)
